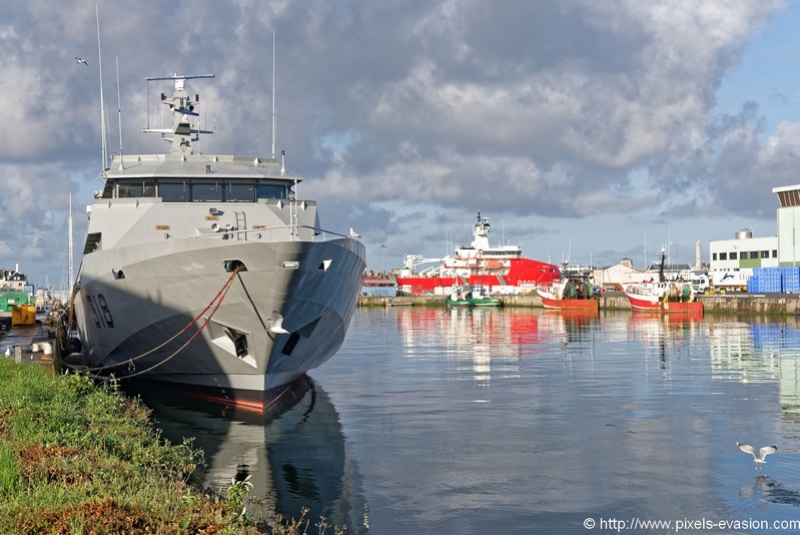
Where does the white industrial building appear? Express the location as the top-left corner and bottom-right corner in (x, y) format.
(708, 229), (778, 270)
(774, 184), (800, 266)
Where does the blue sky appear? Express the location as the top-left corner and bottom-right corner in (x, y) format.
(2, 0), (800, 288)
(715, 2), (800, 131)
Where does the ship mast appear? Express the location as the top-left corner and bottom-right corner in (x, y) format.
(96, 4), (107, 170)
(271, 29), (277, 159)
(68, 191), (74, 290)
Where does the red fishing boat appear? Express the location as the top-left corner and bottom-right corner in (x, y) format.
(623, 250), (703, 314)
(537, 279), (600, 311)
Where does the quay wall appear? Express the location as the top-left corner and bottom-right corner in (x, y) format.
(359, 292), (632, 310)
(359, 292), (800, 316)
(697, 294), (800, 316)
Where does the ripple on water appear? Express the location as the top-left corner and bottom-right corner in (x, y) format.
(139, 309), (800, 535)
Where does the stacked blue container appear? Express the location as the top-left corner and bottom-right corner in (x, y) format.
(750, 267), (782, 293)
(747, 268), (762, 293)
(770, 267), (783, 293)
(783, 266), (800, 293)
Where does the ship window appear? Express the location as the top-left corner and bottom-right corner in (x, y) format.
(719, 253), (727, 260)
(761, 250), (769, 258)
(773, 250), (778, 258)
(118, 182), (156, 198)
(712, 253), (717, 261)
(729, 252), (737, 260)
(225, 183), (255, 202)
(192, 183), (223, 202)
(159, 182), (189, 202)
(257, 184), (287, 199)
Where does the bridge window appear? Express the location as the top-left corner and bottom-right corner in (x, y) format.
(192, 183), (223, 202)
(257, 184), (287, 199)
(118, 182), (156, 198)
(225, 183), (255, 202)
(159, 182), (189, 202)
(117, 179), (292, 202)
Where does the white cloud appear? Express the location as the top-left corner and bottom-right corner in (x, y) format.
(0, 0), (795, 282)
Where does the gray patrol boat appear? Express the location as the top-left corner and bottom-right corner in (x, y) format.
(70, 73), (366, 412)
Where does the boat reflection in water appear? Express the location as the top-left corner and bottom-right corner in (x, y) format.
(124, 376), (369, 533)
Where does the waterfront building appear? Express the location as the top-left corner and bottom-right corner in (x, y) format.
(708, 229), (778, 270)
(774, 184), (800, 266)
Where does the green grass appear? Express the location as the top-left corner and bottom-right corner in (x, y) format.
(0, 358), (342, 534)
(0, 440), (19, 496)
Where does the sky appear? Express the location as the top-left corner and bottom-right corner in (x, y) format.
(2, 0), (800, 289)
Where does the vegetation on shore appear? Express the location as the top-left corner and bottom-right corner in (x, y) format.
(0, 358), (342, 534)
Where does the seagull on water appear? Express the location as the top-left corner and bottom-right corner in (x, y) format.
(349, 227), (361, 238)
(75, 56), (89, 67)
(737, 442), (777, 469)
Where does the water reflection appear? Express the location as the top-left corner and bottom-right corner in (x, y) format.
(124, 376), (369, 533)
(123, 309), (800, 534)
(740, 475), (800, 507)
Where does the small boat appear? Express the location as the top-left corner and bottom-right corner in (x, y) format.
(470, 286), (504, 307)
(537, 279), (600, 311)
(446, 288), (473, 307)
(623, 250), (702, 314)
(446, 285), (503, 307)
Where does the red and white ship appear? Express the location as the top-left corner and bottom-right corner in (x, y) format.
(395, 212), (560, 296)
(537, 279), (600, 311)
(623, 250), (703, 314)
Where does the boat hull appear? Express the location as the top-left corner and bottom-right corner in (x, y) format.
(471, 298), (503, 307)
(537, 281), (600, 311)
(397, 258), (560, 295)
(625, 292), (661, 310)
(537, 289), (599, 311)
(72, 237), (366, 412)
(625, 292), (703, 314)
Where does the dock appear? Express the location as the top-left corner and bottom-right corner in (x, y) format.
(359, 291), (800, 316)
(359, 292), (632, 309)
(0, 322), (57, 373)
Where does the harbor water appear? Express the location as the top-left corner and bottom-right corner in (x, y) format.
(132, 308), (800, 534)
